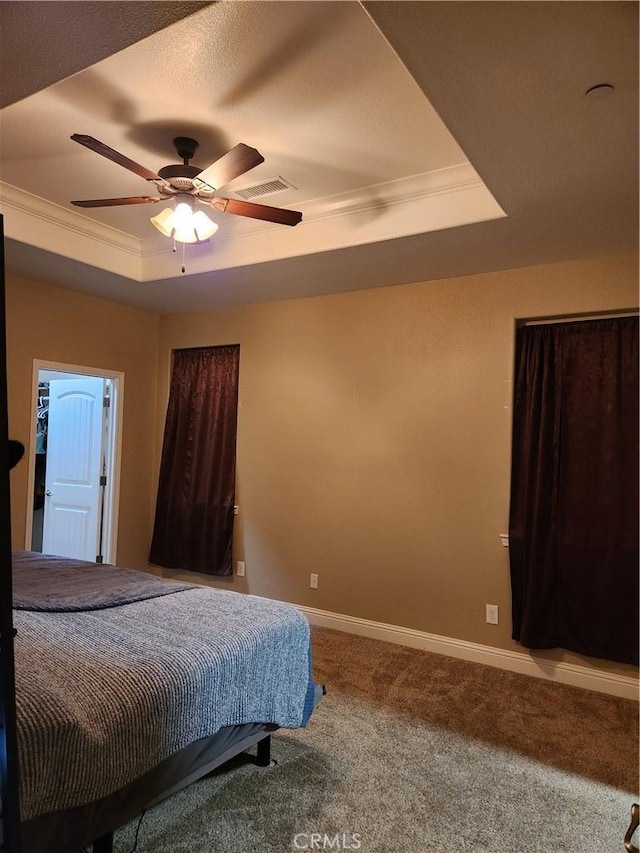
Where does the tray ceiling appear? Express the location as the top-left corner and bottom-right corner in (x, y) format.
(0, 1), (637, 313)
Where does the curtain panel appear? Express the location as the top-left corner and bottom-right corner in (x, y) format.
(509, 317), (639, 665)
(149, 345), (240, 576)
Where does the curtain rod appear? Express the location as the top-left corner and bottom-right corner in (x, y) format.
(521, 310), (638, 327)
(172, 343), (240, 352)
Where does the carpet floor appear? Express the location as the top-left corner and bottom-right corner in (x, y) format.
(114, 627), (639, 853)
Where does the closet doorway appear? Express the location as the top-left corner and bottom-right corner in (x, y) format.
(25, 360), (124, 564)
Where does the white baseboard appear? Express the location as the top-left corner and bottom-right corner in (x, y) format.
(296, 604), (639, 701)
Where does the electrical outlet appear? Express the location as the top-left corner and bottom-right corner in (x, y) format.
(486, 604), (499, 625)
(236, 561), (245, 577)
(310, 573), (318, 589)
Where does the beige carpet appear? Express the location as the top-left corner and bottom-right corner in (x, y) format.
(114, 626), (639, 853)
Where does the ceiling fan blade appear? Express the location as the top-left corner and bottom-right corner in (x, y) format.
(193, 143), (265, 191)
(71, 134), (164, 183)
(212, 197), (302, 226)
(71, 196), (162, 208)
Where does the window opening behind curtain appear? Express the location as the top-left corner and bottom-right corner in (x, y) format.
(508, 316), (638, 665)
(150, 344), (240, 576)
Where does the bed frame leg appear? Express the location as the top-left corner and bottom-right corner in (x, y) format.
(93, 830), (114, 853)
(256, 734), (271, 766)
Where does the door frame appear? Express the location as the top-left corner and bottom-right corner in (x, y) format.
(24, 359), (125, 564)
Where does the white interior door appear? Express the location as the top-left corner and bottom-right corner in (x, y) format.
(42, 377), (106, 561)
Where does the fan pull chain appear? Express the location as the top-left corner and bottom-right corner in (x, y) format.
(170, 236), (187, 273)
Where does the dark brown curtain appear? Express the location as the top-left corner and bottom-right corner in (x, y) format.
(149, 345), (240, 576)
(509, 317), (638, 665)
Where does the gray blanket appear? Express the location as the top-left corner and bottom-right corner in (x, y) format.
(12, 551), (194, 610)
(12, 552), (313, 821)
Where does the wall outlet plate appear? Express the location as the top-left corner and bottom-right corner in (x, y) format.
(236, 561), (245, 577)
(310, 573), (318, 589)
(486, 604), (499, 624)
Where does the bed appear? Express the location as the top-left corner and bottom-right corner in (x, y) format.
(4, 551), (322, 853)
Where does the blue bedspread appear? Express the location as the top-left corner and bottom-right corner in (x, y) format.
(11, 552), (317, 820)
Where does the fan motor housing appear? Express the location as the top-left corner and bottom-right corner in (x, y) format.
(158, 164), (202, 181)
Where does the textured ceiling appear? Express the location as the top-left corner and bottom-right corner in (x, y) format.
(0, 1), (637, 314)
(0, 2), (212, 109)
(0, 2), (470, 233)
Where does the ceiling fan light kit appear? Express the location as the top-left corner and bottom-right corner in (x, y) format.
(150, 194), (219, 244)
(69, 134), (303, 259)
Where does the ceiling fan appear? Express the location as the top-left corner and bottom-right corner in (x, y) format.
(70, 134), (303, 243)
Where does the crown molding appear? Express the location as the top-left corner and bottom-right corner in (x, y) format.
(141, 164), (505, 281)
(0, 181), (142, 280)
(142, 163), (490, 253)
(299, 162), (489, 222)
(1, 164), (505, 283)
(0, 182), (140, 253)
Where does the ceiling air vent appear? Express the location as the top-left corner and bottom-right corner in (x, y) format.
(232, 176), (296, 200)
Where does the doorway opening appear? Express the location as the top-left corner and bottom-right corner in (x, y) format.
(25, 361), (124, 564)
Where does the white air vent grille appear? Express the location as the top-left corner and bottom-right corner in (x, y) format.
(233, 176), (296, 200)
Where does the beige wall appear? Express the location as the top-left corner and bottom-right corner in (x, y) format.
(156, 252), (639, 679)
(5, 272), (159, 569)
(5, 255), (638, 680)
